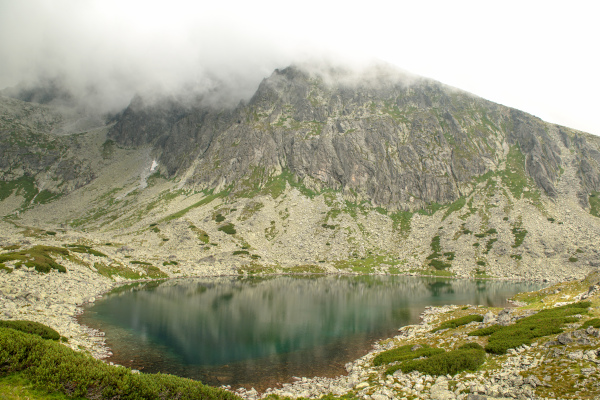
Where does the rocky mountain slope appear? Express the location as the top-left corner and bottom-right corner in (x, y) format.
(1, 63), (600, 282)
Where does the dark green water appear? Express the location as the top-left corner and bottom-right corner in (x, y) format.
(79, 275), (542, 389)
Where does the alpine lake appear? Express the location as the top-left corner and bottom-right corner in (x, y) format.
(79, 275), (543, 390)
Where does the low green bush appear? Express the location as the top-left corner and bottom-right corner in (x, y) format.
(373, 344), (444, 366)
(458, 342), (484, 351)
(431, 314), (484, 332)
(582, 318), (600, 329)
(386, 347), (485, 376)
(473, 301), (590, 354)
(218, 223), (237, 235)
(0, 321), (60, 341)
(469, 325), (503, 336)
(0, 327), (241, 400)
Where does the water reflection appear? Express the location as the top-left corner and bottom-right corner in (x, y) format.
(80, 275), (542, 389)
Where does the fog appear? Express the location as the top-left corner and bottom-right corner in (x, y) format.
(1, 1), (598, 135)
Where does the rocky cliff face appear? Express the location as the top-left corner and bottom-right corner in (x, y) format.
(107, 65), (600, 210)
(2, 64), (600, 282)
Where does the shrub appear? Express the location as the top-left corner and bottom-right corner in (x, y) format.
(469, 325), (504, 336)
(215, 214), (225, 223)
(432, 314), (484, 332)
(458, 342), (484, 351)
(218, 223), (236, 235)
(233, 250), (249, 256)
(475, 301), (590, 354)
(0, 327), (241, 400)
(387, 347), (485, 376)
(582, 318), (600, 329)
(0, 321), (60, 341)
(373, 344), (444, 366)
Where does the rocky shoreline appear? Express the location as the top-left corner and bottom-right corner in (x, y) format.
(1, 257), (599, 400)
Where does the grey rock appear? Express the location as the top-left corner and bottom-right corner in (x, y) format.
(557, 332), (573, 344)
(497, 309), (512, 326)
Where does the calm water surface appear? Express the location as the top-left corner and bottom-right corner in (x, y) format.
(79, 275), (542, 390)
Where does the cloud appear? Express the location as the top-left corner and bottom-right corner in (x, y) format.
(0, 0), (333, 112)
(1, 1), (599, 136)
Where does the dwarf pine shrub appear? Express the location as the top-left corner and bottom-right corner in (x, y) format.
(431, 314), (484, 332)
(0, 327), (241, 400)
(470, 301), (590, 354)
(0, 321), (60, 341)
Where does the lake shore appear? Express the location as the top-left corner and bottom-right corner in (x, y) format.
(1, 256), (599, 399)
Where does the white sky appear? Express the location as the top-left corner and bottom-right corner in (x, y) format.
(1, 0), (598, 135)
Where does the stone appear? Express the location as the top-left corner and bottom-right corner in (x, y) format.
(497, 309), (512, 326)
(482, 312), (496, 324)
(556, 332), (573, 344)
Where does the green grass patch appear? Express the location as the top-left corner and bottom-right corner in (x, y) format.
(214, 214), (225, 223)
(162, 261), (178, 266)
(233, 250), (249, 256)
(389, 210), (412, 235)
(0, 373), (76, 400)
(431, 314), (484, 332)
(442, 197), (466, 221)
(0, 246), (68, 273)
(470, 301), (591, 354)
(0, 327), (241, 400)
(94, 263), (143, 280)
(511, 224), (527, 248)
(286, 265), (326, 274)
(64, 244), (107, 258)
(161, 190), (229, 222)
(189, 224), (209, 243)
(569, 257), (578, 262)
(373, 344), (443, 366)
(218, 223), (236, 235)
(237, 263), (277, 275)
(589, 191), (600, 217)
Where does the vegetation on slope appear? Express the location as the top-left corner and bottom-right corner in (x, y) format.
(0, 326), (241, 400)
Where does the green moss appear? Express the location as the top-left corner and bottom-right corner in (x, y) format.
(233, 250), (249, 256)
(569, 257), (578, 262)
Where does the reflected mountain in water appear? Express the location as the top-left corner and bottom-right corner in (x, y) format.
(80, 275), (542, 389)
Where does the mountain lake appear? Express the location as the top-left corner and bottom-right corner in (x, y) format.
(79, 275), (543, 390)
